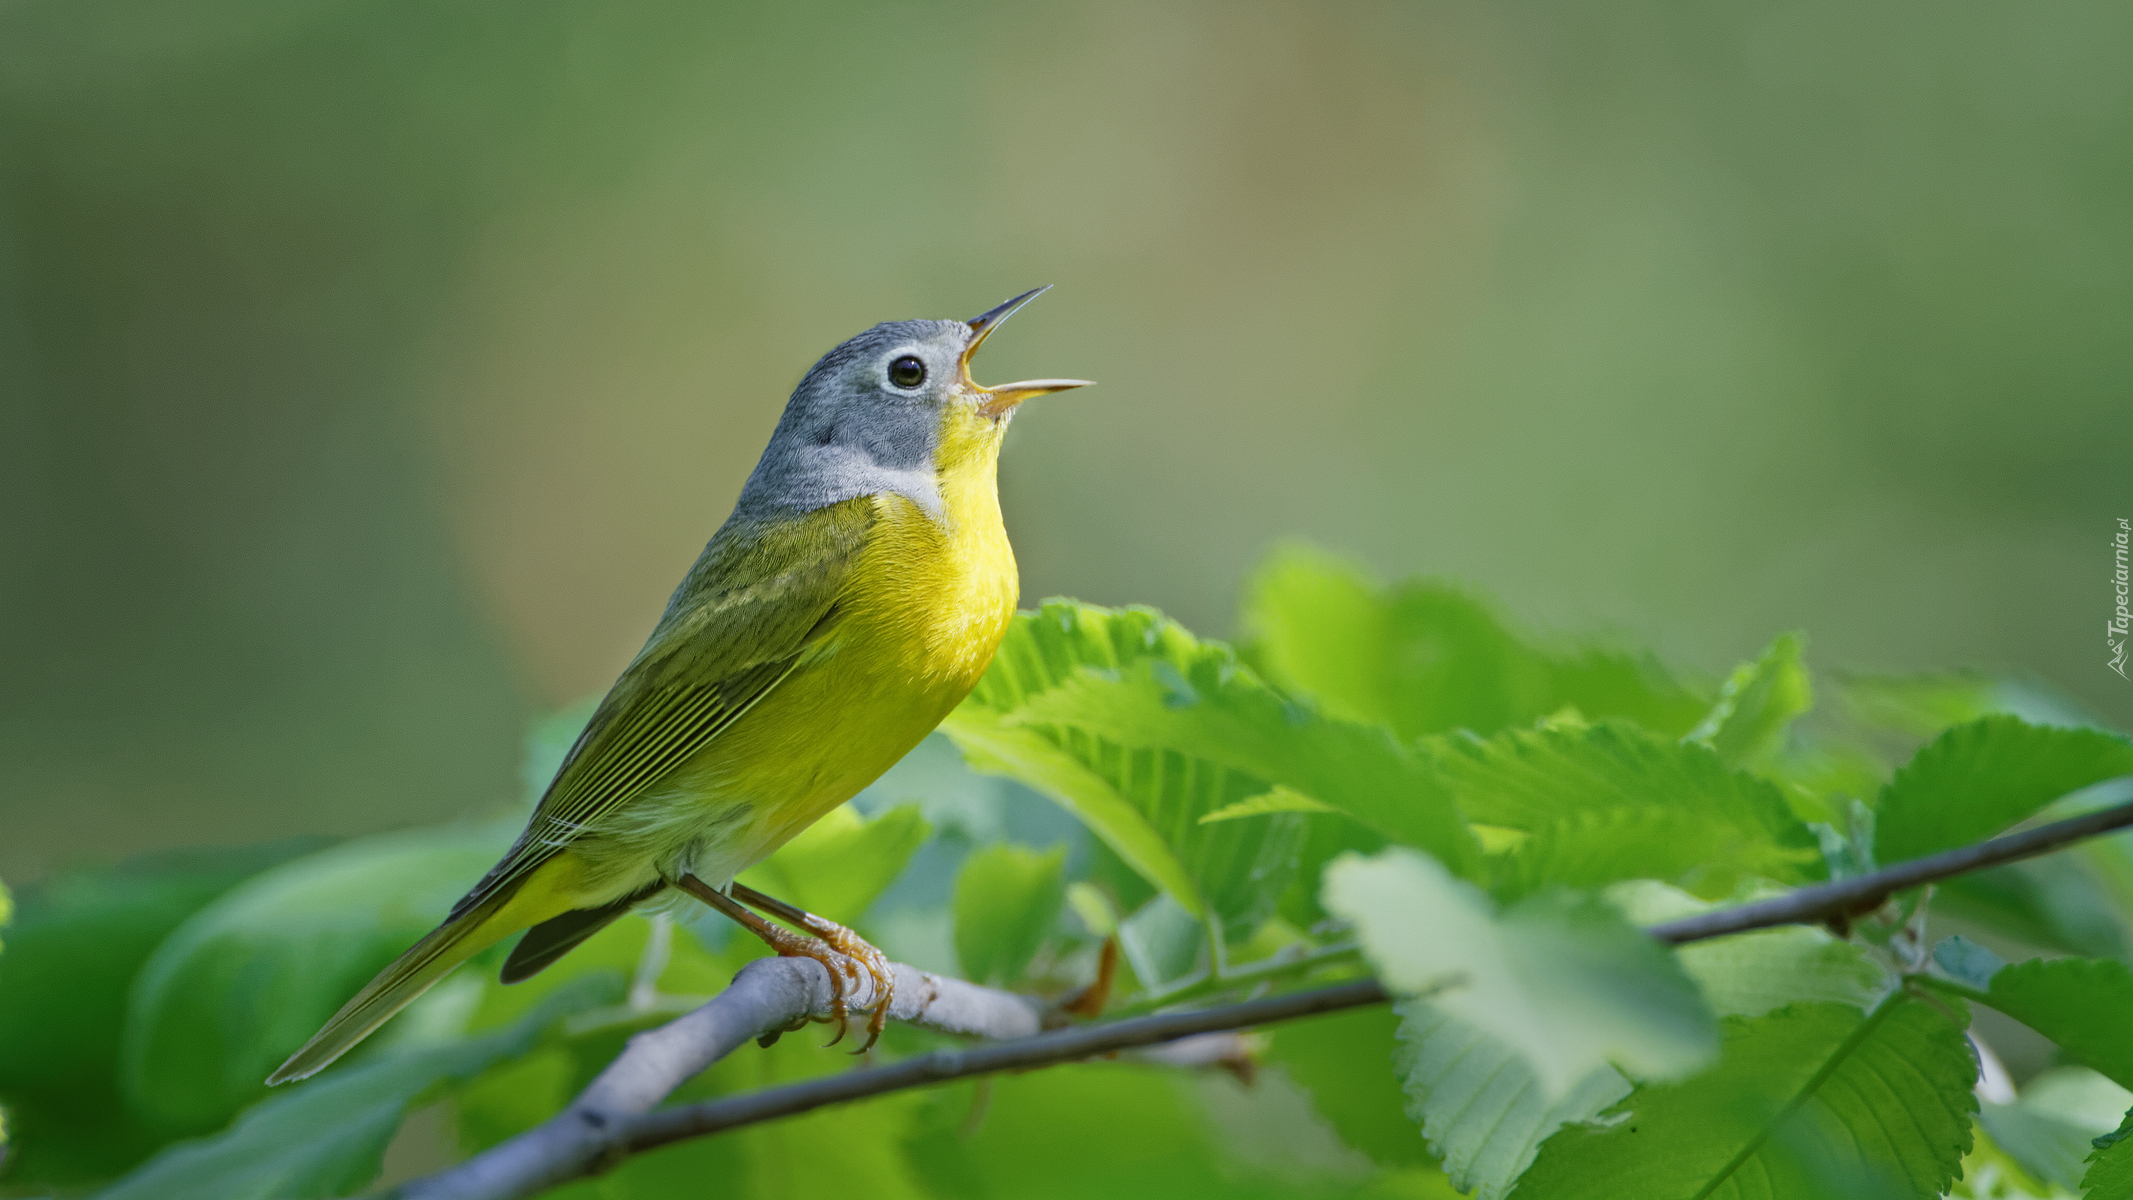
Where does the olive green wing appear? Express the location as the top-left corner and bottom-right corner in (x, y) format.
(450, 499), (877, 919)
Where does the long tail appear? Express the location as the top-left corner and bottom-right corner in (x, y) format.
(266, 860), (577, 1085)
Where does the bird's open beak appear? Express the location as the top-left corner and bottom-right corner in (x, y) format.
(964, 285), (1094, 418)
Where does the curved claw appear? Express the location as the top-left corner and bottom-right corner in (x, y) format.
(716, 881), (897, 1053)
(836, 936), (896, 1054)
(771, 933), (853, 1044)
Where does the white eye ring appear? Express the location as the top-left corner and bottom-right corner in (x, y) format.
(886, 354), (927, 390)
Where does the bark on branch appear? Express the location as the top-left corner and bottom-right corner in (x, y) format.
(381, 786), (2133, 1200)
(385, 959), (1042, 1200)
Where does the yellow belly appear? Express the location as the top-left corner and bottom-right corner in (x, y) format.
(570, 484), (1018, 895)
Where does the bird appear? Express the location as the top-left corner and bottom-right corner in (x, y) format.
(267, 287), (1089, 1084)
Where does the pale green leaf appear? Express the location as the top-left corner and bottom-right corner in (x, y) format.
(1934, 858), (2132, 960)
(738, 802), (931, 924)
(1609, 881), (1889, 1017)
(2085, 1109), (2133, 1199)
(1064, 881), (1118, 938)
(1324, 848), (1715, 1102)
(1392, 1000), (1630, 1200)
(1198, 786), (1338, 823)
(947, 703), (1204, 914)
(1516, 999), (1977, 1200)
(1955, 1125), (2073, 1200)
(1116, 894), (1204, 987)
(1976, 957), (2133, 1092)
(1931, 934), (2006, 991)
(121, 819), (517, 1135)
(1399, 882), (1885, 1200)
(0, 842), (329, 1181)
(1265, 1005), (1434, 1169)
(1977, 1068), (2132, 1192)
(1873, 716), (2133, 866)
(948, 599), (1432, 927)
(1429, 721), (1820, 899)
(998, 636), (1476, 877)
(952, 843), (1066, 986)
(96, 978), (610, 1200)
(1240, 547), (1708, 740)
(1686, 632), (1813, 770)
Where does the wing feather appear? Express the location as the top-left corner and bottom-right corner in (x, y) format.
(449, 500), (876, 918)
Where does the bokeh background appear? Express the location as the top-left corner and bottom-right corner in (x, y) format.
(3, 0), (2127, 884)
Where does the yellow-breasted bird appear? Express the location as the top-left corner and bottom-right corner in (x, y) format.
(267, 288), (1088, 1084)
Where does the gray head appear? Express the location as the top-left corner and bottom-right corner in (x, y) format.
(732, 287), (1090, 521)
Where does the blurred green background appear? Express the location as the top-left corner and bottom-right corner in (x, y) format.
(3, 0), (2127, 884)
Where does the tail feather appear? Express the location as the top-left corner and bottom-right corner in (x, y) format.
(502, 882), (665, 984)
(266, 858), (588, 1085)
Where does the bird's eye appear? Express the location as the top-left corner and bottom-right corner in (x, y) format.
(887, 356), (927, 389)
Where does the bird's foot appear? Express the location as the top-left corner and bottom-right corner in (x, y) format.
(731, 883), (896, 1053)
(756, 922), (864, 1039)
(675, 875), (859, 1038)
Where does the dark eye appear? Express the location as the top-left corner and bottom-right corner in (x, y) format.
(887, 355), (927, 389)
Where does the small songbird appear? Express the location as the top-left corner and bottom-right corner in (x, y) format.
(269, 288), (1089, 1083)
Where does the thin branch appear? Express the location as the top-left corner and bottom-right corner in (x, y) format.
(1647, 784), (2133, 945)
(620, 980), (1391, 1155)
(385, 958), (1042, 1200)
(383, 786), (2133, 1200)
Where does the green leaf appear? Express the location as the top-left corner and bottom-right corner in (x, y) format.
(1516, 999), (1978, 1200)
(2086, 1109), (2133, 1199)
(1277, 810), (1390, 929)
(1241, 546), (1546, 739)
(1198, 786), (1339, 823)
(1541, 648), (1715, 742)
(1392, 1001), (1631, 1200)
(121, 820), (516, 1135)
(1954, 1124), (2066, 1200)
(1116, 894), (1204, 988)
(1431, 721), (1820, 899)
(1934, 859), (2132, 959)
(1974, 957), (2133, 1092)
(94, 977), (612, 1200)
(1873, 716), (2133, 866)
(1392, 884), (1885, 1200)
(907, 1053), (1340, 1200)
(0, 841), (328, 1184)
(1264, 1005), (1433, 1169)
(1687, 632), (1813, 770)
(1931, 934), (2006, 990)
(949, 700), (1202, 912)
(996, 603), (1476, 873)
(1240, 546), (1707, 740)
(1977, 1068), (2133, 1192)
(738, 802), (931, 924)
(1324, 848), (1716, 1102)
(947, 600), (1458, 928)
(854, 731), (1021, 844)
(952, 843), (1067, 986)
(1610, 882), (1889, 1018)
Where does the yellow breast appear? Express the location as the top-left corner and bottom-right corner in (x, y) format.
(683, 406), (1019, 870)
(841, 417), (1020, 693)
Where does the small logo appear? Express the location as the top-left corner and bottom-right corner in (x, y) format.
(2112, 517), (2130, 680)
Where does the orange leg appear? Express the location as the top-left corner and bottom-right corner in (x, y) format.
(675, 875), (893, 1052)
(675, 875), (858, 1041)
(731, 881), (896, 1053)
